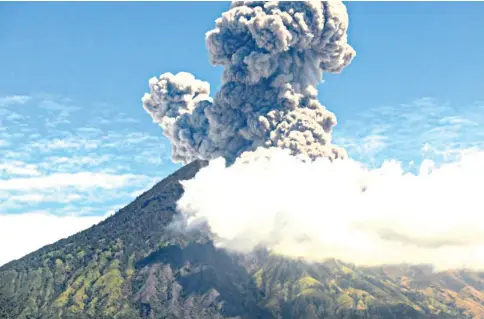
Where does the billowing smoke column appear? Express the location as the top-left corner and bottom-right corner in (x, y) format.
(142, 0), (355, 164)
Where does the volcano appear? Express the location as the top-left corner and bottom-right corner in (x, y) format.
(1, 161), (484, 319)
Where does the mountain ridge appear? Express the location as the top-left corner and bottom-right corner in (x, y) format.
(1, 161), (484, 319)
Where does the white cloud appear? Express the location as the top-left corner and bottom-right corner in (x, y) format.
(39, 99), (80, 113)
(335, 97), (484, 164)
(30, 137), (100, 151)
(178, 147), (484, 271)
(0, 95), (31, 107)
(0, 172), (149, 191)
(1, 150), (30, 160)
(88, 106), (140, 125)
(40, 155), (112, 169)
(0, 212), (110, 266)
(5, 112), (25, 122)
(9, 193), (84, 204)
(90, 116), (140, 125)
(0, 161), (41, 177)
(76, 127), (104, 135)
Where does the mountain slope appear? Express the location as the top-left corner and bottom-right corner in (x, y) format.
(1, 161), (484, 319)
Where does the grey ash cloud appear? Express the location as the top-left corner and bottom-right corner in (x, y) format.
(142, 0), (355, 165)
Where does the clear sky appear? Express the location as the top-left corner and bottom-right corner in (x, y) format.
(1, 2), (483, 264)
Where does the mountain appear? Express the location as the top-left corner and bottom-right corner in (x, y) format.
(1, 161), (484, 319)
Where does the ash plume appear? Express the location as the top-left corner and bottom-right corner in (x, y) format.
(142, 0), (355, 164)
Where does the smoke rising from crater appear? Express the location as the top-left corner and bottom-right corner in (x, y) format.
(142, 0), (355, 164)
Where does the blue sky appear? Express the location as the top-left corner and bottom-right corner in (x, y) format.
(1, 2), (484, 263)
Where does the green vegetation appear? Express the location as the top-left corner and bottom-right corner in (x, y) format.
(1, 160), (483, 318)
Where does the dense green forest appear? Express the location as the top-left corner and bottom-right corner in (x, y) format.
(1, 160), (484, 319)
